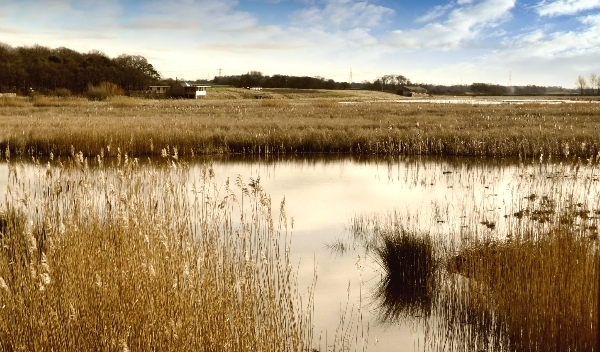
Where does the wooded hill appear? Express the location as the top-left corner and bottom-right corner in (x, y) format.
(0, 43), (160, 95)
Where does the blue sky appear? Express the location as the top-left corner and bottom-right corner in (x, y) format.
(1, 0), (599, 87)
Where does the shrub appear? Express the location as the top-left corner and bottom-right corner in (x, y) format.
(53, 88), (71, 97)
(99, 81), (124, 97)
(85, 85), (109, 101)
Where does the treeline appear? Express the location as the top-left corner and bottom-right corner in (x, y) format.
(424, 83), (574, 96)
(212, 71), (352, 90)
(0, 43), (160, 95)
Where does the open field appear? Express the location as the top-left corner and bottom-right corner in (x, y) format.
(1, 88), (599, 159)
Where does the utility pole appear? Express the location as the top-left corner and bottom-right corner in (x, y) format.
(349, 68), (353, 86)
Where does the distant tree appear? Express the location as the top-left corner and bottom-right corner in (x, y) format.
(378, 74), (411, 92)
(0, 43), (160, 94)
(471, 83), (507, 95)
(576, 75), (587, 95)
(588, 73), (597, 95)
(514, 85), (547, 95)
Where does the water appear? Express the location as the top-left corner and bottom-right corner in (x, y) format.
(1, 155), (596, 351)
(186, 155), (524, 351)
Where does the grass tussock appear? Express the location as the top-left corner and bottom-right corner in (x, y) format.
(110, 96), (141, 108)
(0, 97), (29, 107)
(310, 99), (338, 108)
(260, 98), (289, 108)
(0, 157), (314, 351)
(374, 228), (437, 322)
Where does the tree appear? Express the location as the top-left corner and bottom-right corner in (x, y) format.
(575, 75), (587, 95)
(588, 73), (598, 95)
(471, 83), (507, 95)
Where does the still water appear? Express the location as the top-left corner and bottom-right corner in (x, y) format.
(1, 155), (586, 351)
(191, 155), (523, 351)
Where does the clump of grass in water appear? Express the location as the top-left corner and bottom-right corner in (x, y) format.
(440, 226), (597, 352)
(0, 156), (315, 351)
(373, 230), (438, 322)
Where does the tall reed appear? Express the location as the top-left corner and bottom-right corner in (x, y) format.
(0, 155), (314, 351)
(346, 155), (599, 351)
(1, 96), (599, 158)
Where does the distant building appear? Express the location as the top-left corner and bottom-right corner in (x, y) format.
(398, 86), (428, 97)
(173, 81), (210, 99)
(147, 82), (210, 98)
(148, 86), (170, 94)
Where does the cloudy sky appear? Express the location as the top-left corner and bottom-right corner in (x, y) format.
(1, 0), (599, 87)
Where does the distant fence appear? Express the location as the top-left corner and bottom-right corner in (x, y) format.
(0, 93), (17, 98)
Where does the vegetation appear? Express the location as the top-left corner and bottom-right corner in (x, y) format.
(0, 92), (599, 159)
(345, 155), (599, 351)
(0, 43), (160, 95)
(373, 228), (437, 323)
(0, 156), (315, 351)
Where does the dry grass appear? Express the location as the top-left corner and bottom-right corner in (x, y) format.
(0, 93), (599, 158)
(347, 156), (600, 351)
(0, 97), (29, 107)
(110, 96), (143, 108)
(32, 96), (89, 107)
(0, 156), (315, 351)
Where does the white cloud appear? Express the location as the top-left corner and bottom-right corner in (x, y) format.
(535, 0), (600, 17)
(416, 2), (455, 23)
(291, 0), (395, 29)
(502, 13), (600, 56)
(385, 0), (515, 49)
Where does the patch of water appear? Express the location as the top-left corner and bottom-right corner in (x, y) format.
(1, 155), (596, 351)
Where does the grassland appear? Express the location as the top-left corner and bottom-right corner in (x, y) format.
(1, 88), (599, 159)
(0, 157), (315, 351)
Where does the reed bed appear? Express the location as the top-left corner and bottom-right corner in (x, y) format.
(0, 155), (315, 351)
(346, 155), (600, 351)
(0, 94), (599, 159)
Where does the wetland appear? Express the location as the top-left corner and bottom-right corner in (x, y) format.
(1, 91), (599, 351)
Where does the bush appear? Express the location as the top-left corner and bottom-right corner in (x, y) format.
(86, 82), (124, 101)
(85, 85), (109, 101)
(53, 88), (71, 97)
(99, 81), (124, 97)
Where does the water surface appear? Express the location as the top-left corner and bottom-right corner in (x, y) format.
(2, 155), (591, 351)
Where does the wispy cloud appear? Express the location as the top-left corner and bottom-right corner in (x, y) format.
(291, 0), (395, 29)
(416, 2), (455, 23)
(535, 0), (600, 17)
(385, 0), (515, 49)
(502, 13), (600, 56)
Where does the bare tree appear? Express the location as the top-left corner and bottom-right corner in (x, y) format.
(589, 73), (598, 95)
(576, 75), (587, 95)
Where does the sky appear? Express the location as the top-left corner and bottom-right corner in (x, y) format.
(1, 0), (599, 87)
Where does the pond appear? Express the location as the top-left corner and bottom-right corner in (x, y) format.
(1, 154), (597, 351)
